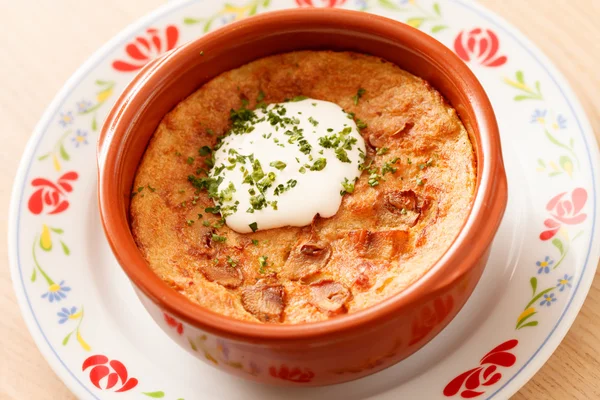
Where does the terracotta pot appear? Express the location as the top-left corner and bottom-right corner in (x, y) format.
(98, 9), (507, 386)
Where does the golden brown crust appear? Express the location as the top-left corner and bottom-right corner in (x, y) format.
(130, 51), (476, 324)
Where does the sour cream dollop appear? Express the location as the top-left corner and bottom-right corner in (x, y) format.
(209, 99), (365, 233)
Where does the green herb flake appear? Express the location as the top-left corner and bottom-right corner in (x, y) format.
(186, 219), (195, 226)
(186, 156), (195, 165)
(310, 158), (327, 171)
(290, 95), (308, 102)
(258, 255), (268, 274)
(211, 234), (227, 243)
(352, 87), (366, 105)
(137, 187), (144, 193)
(252, 239), (259, 246)
(202, 220), (211, 227)
(376, 147), (389, 156)
(199, 146), (212, 156)
(417, 178), (425, 186)
(308, 116), (319, 127)
(257, 90), (265, 102)
(340, 177), (355, 195)
(368, 172), (381, 187)
(227, 256), (238, 268)
(270, 161), (286, 170)
(249, 222), (258, 232)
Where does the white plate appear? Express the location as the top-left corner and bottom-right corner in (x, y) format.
(8, 0), (600, 399)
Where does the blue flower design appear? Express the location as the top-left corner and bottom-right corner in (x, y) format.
(41, 280), (71, 302)
(76, 99), (93, 113)
(57, 306), (79, 324)
(530, 109), (547, 124)
(536, 256), (554, 274)
(540, 293), (557, 307)
(557, 274), (573, 292)
(58, 111), (74, 127)
(220, 14), (236, 25)
(71, 129), (88, 148)
(354, 0), (368, 9)
(556, 114), (567, 129)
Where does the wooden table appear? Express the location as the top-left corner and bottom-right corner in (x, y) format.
(0, 1), (598, 398)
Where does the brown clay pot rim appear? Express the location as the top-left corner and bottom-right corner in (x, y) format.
(98, 8), (507, 343)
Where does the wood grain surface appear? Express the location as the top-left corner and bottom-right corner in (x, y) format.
(0, 1), (598, 399)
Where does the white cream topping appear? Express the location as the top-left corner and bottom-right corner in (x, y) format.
(209, 99), (365, 233)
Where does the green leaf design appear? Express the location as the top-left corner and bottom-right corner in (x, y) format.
(248, 1), (259, 15)
(535, 80), (542, 96)
(59, 144), (70, 161)
(552, 238), (565, 255)
(50, 227), (64, 234)
(526, 287), (555, 309)
(431, 25), (447, 33)
(91, 115), (97, 131)
(204, 16), (216, 33)
(62, 331), (73, 346)
(142, 391), (165, 398)
(530, 277), (537, 296)
(183, 17), (202, 25)
(60, 240), (71, 256)
(519, 321), (539, 329)
(406, 18), (424, 28)
(516, 311), (537, 329)
(378, 0), (404, 10)
(515, 70), (525, 84)
(433, 2), (441, 16)
(537, 159), (546, 167)
(31, 268), (37, 282)
(38, 153), (50, 161)
(514, 95), (535, 101)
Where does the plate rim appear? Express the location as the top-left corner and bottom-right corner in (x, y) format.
(7, 0), (600, 399)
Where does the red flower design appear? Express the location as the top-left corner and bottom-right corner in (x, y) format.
(28, 171), (78, 215)
(295, 0), (346, 7)
(82, 355), (138, 392)
(163, 313), (183, 335)
(540, 188), (587, 240)
(269, 365), (315, 383)
(454, 28), (507, 67)
(443, 339), (518, 398)
(112, 25), (179, 72)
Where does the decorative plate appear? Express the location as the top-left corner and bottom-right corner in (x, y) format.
(8, 0), (600, 399)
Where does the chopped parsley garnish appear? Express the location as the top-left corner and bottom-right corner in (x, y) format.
(382, 157), (400, 175)
(355, 118), (368, 130)
(308, 116), (319, 126)
(186, 156), (195, 165)
(137, 186), (144, 193)
(368, 172), (381, 187)
(352, 87), (366, 105)
(186, 219), (195, 226)
(258, 255), (268, 274)
(206, 128), (214, 136)
(340, 177), (356, 195)
(202, 220), (211, 227)
(290, 95), (308, 102)
(252, 239), (259, 246)
(310, 158), (327, 171)
(257, 90), (265, 102)
(270, 161), (287, 170)
(227, 256), (238, 268)
(417, 178), (425, 186)
(199, 146), (212, 156)
(249, 222), (258, 232)
(376, 147), (389, 155)
(212, 234), (227, 243)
